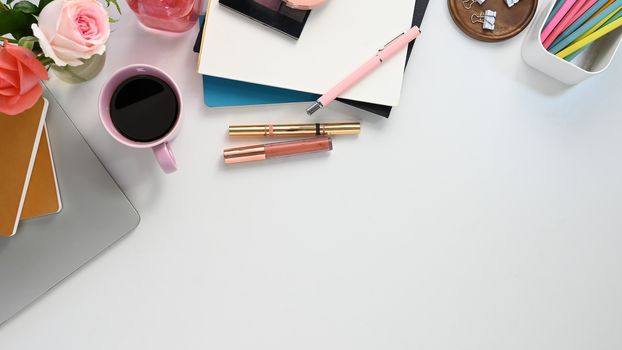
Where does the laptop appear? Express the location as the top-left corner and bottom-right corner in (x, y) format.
(0, 89), (140, 325)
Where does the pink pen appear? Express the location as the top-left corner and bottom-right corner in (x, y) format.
(306, 26), (421, 116)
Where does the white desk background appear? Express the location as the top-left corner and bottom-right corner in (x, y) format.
(2, 0), (622, 349)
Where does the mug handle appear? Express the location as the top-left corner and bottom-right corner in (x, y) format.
(153, 142), (177, 174)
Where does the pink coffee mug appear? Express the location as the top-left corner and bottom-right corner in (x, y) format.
(99, 65), (182, 174)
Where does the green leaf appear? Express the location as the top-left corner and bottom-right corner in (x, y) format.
(7, 0), (16, 4)
(105, 0), (121, 15)
(17, 35), (36, 50)
(0, 2), (10, 12)
(0, 10), (36, 38)
(0, 36), (19, 44)
(37, 56), (54, 67)
(13, 1), (39, 14)
(108, 16), (119, 23)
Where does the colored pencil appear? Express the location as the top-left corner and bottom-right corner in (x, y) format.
(567, 0), (601, 27)
(592, 0), (616, 16)
(545, 0), (568, 26)
(542, 0), (579, 41)
(576, 6), (622, 41)
(549, 0), (622, 53)
(544, 0), (589, 48)
(565, 8), (622, 60)
(557, 16), (622, 57)
(550, 0), (612, 47)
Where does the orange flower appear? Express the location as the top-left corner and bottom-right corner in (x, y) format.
(0, 40), (49, 116)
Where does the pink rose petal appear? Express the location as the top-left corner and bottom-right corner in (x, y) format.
(0, 41), (48, 115)
(31, 0), (110, 67)
(0, 84), (42, 115)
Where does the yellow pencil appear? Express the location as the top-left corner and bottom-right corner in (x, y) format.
(557, 16), (622, 58)
(575, 7), (621, 42)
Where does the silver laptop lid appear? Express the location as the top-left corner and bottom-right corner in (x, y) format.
(0, 89), (140, 325)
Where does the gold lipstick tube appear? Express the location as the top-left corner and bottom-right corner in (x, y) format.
(229, 122), (360, 137)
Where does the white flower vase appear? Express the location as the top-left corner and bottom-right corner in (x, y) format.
(50, 53), (106, 84)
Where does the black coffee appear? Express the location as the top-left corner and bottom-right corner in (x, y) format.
(110, 75), (179, 143)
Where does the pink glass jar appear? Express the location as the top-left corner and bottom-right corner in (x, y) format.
(127, 0), (203, 33)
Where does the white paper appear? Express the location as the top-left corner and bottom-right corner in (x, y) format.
(198, 0), (417, 106)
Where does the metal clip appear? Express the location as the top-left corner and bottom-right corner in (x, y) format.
(383, 32), (406, 48)
(378, 32), (405, 58)
(463, 0), (485, 9)
(471, 10), (496, 31)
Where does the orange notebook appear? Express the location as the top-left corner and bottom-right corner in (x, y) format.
(21, 124), (62, 220)
(0, 98), (49, 237)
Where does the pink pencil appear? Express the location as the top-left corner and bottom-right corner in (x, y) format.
(541, 0), (578, 42)
(543, 0), (589, 47)
(568, 0), (600, 25)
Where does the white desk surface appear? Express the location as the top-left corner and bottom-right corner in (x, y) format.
(2, 0), (622, 349)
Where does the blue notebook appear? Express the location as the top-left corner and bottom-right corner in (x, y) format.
(195, 0), (429, 117)
(202, 75), (318, 107)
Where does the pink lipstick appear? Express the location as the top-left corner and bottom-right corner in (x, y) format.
(223, 136), (333, 164)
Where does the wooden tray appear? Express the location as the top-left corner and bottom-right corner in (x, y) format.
(448, 0), (538, 42)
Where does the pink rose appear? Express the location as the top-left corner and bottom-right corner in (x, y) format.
(0, 41), (49, 116)
(32, 0), (110, 67)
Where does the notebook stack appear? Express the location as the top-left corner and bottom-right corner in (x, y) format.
(196, 0), (429, 117)
(0, 98), (62, 237)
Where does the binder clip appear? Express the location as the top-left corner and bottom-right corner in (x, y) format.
(471, 10), (496, 31)
(505, 0), (519, 7)
(463, 0), (485, 9)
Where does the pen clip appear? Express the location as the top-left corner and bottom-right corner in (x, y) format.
(381, 32), (406, 50)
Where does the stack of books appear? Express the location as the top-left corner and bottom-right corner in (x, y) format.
(195, 0), (429, 118)
(0, 98), (62, 237)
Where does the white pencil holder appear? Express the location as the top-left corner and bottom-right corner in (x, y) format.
(521, 1), (622, 85)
